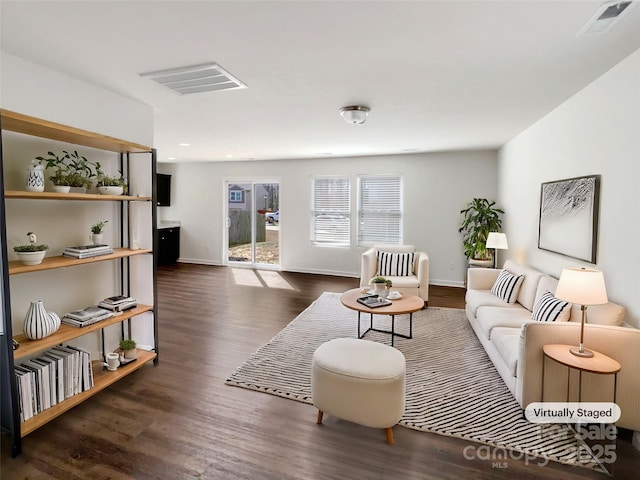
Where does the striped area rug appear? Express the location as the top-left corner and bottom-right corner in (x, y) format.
(226, 292), (600, 471)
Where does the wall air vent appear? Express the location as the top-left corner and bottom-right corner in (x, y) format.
(140, 62), (247, 95)
(577, 1), (635, 35)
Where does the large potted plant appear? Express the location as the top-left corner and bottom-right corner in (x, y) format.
(459, 198), (504, 267)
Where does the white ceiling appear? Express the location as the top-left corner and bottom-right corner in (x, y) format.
(2, 1), (640, 163)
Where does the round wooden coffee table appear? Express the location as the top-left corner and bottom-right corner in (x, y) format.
(340, 288), (424, 346)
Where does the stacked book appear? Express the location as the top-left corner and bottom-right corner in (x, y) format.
(62, 306), (113, 327)
(63, 244), (113, 259)
(15, 344), (94, 422)
(98, 295), (137, 312)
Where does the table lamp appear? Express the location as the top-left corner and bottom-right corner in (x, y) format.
(555, 267), (608, 358)
(486, 232), (508, 268)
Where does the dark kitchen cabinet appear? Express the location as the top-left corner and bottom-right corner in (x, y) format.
(158, 227), (180, 265)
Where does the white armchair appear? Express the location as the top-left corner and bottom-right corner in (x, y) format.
(360, 244), (429, 305)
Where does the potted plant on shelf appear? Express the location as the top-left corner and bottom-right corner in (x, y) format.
(37, 150), (100, 193)
(96, 171), (127, 196)
(459, 198), (504, 268)
(119, 338), (137, 360)
(90, 220), (108, 245)
(38, 151), (71, 192)
(13, 232), (49, 265)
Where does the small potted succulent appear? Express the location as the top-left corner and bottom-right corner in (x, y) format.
(90, 220), (108, 244)
(13, 232), (49, 265)
(119, 338), (137, 360)
(96, 171), (127, 196)
(370, 276), (388, 295)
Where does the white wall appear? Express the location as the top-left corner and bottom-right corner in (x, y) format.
(1, 53), (155, 354)
(159, 150), (498, 286)
(499, 48), (640, 327)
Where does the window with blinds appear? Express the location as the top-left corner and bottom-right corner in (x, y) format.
(311, 177), (351, 246)
(358, 175), (402, 246)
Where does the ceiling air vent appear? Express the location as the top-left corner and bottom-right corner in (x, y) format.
(140, 62), (247, 95)
(577, 1), (635, 35)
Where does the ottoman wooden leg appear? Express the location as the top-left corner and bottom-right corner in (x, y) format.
(317, 410), (324, 424)
(385, 427), (394, 445)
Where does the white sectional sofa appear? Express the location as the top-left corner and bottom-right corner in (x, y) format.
(465, 260), (640, 431)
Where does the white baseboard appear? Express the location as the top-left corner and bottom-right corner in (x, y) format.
(176, 258), (221, 266)
(171, 260), (467, 288)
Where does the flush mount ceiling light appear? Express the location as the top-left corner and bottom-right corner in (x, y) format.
(577, 1), (635, 35)
(339, 106), (371, 125)
(140, 62), (247, 95)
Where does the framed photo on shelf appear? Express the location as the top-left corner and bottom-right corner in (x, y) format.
(538, 174), (600, 263)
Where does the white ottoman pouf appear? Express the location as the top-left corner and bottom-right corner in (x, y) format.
(311, 337), (406, 444)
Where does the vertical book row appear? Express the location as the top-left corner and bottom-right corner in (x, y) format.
(14, 345), (94, 422)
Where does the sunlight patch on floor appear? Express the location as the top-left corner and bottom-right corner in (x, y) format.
(257, 270), (297, 290)
(231, 268), (263, 287)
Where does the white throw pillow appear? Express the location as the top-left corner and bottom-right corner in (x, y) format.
(490, 269), (524, 304)
(532, 291), (571, 322)
(376, 251), (415, 277)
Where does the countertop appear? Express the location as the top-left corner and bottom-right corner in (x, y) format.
(157, 221), (181, 230)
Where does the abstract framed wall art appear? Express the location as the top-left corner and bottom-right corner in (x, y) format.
(538, 175), (600, 263)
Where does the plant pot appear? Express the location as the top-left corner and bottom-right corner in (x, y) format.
(373, 283), (386, 294)
(52, 185), (71, 193)
(98, 186), (124, 196)
(69, 186), (87, 194)
(91, 233), (103, 245)
(123, 348), (137, 360)
(16, 250), (46, 265)
(469, 258), (494, 269)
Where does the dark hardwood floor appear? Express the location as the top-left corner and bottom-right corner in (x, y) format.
(2, 263), (639, 479)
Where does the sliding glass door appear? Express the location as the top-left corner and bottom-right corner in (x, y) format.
(225, 180), (280, 268)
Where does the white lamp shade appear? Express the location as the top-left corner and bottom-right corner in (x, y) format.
(486, 232), (508, 250)
(555, 268), (608, 305)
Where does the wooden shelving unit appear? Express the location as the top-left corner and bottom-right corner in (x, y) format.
(20, 349), (157, 437)
(4, 190), (152, 202)
(0, 109), (158, 457)
(8, 248), (152, 275)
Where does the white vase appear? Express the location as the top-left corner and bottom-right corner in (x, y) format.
(47, 311), (61, 332)
(23, 300), (58, 340)
(26, 165), (45, 192)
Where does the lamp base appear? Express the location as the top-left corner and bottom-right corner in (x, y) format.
(570, 346), (594, 358)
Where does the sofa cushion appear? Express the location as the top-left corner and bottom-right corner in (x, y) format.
(503, 260), (543, 310)
(465, 289), (511, 316)
(377, 251), (415, 277)
(491, 269), (524, 304)
(383, 275), (419, 289)
(477, 306), (532, 340)
(491, 327), (521, 377)
(531, 291), (571, 322)
(569, 302), (626, 326)
(533, 275), (559, 308)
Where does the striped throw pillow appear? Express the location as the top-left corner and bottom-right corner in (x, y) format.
(376, 251), (415, 277)
(490, 269), (524, 304)
(532, 291), (571, 322)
